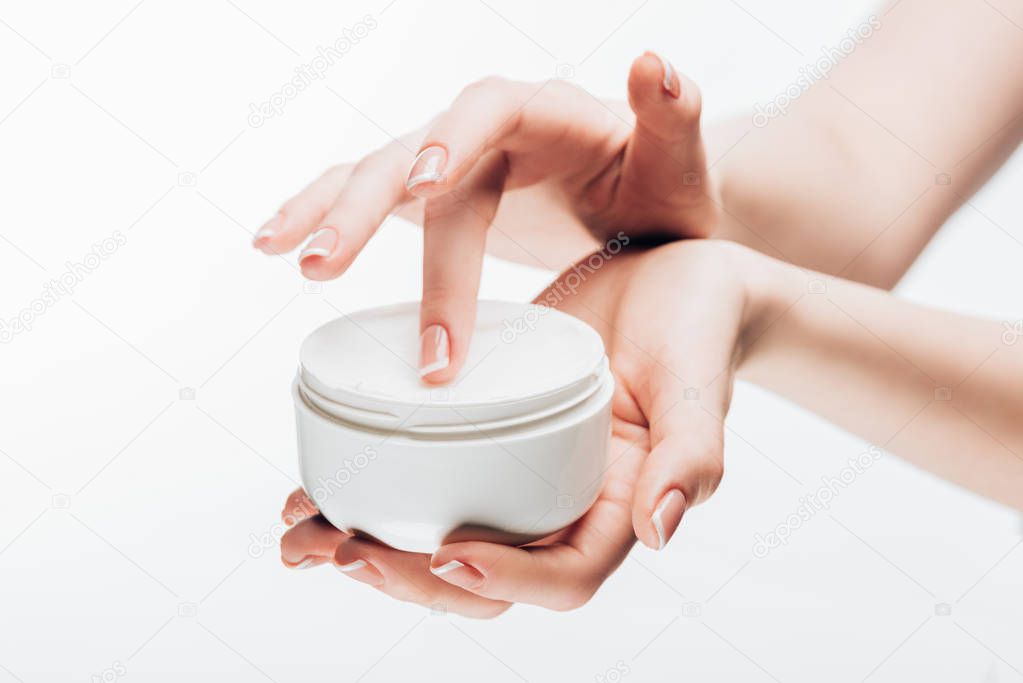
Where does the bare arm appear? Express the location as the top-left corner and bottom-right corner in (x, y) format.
(709, 0), (1023, 287)
(739, 247), (1023, 508)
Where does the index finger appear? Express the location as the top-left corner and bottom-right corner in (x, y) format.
(417, 150), (506, 382)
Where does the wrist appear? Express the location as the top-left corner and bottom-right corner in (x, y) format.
(734, 247), (804, 373)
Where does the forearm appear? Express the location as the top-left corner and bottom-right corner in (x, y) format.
(707, 0), (1023, 288)
(740, 255), (1023, 509)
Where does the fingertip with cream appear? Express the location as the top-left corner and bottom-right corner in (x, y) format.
(419, 324), (450, 379)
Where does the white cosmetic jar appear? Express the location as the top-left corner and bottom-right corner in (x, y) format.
(293, 300), (613, 553)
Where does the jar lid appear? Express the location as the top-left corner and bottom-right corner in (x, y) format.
(298, 300), (608, 434)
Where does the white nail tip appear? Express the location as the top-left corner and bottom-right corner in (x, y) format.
(299, 247), (330, 260)
(406, 171), (443, 190)
(299, 228), (335, 261)
(292, 557), (317, 570)
(406, 147), (445, 190)
(255, 226), (276, 240)
(418, 357), (449, 377)
(430, 560), (464, 576)
(650, 51), (674, 92)
(651, 495), (674, 550)
(419, 326), (450, 377)
(336, 559), (367, 573)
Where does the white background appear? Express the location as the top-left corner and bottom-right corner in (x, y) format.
(1, 0), (1022, 681)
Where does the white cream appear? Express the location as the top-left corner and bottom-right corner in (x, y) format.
(299, 300), (604, 405)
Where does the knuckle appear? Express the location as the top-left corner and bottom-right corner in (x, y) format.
(352, 153), (384, 177)
(422, 195), (467, 223)
(457, 76), (521, 123)
(279, 195), (305, 216)
(473, 602), (512, 620)
(552, 580), (599, 611)
(388, 581), (440, 607)
(462, 75), (508, 97)
(420, 282), (474, 314)
(702, 451), (725, 496)
(546, 77), (582, 100)
(420, 282), (457, 301)
(325, 163), (351, 181)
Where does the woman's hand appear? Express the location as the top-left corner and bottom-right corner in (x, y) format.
(253, 52), (719, 381)
(279, 239), (782, 616)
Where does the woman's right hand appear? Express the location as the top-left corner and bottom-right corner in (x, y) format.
(252, 52), (719, 382)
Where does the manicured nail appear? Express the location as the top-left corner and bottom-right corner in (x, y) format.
(651, 488), (686, 549)
(648, 51), (680, 99)
(335, 559), (384, 586)
(299, 227), (338, 263)
(406, 146), (447, 191)
(253, 212), (283, 251)
(418, 324), (450, 377)
(430, 560), (484, 589)
(286, 556), (323, 570)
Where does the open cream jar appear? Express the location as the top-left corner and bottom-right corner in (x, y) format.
(293, 300), (613, 553)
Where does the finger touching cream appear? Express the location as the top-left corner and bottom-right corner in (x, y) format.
(293, 300), (613, 553)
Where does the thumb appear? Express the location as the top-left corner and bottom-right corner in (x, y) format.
(632, 388), (727, 550)
(624, 301), (738, 549)
(622, 52), (714, 236)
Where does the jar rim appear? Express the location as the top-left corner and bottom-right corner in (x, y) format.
(297, 301), (609, 431)
(295, 362), (614, 437)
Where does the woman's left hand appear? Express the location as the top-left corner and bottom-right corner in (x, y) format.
(279, 239), (779, 616)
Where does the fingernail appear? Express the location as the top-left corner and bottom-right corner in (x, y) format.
(335, 559), (384, 587)
(285, 556), (324, 570)
(648, 51), (680, 99)
(299, 227), (338, 264)
(419, 324), (449, 377)
(651, 488), (686, 549)
(430, 560), (484, 589)
(406, 146), (447, 191)
(254, 212), (283, 251)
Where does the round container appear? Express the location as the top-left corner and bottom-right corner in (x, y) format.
(293, 300), (613, 553)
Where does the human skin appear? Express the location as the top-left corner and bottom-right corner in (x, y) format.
(262, 0), (1023, 613)
(280, 239), (1023, 616)
(280, 241), (748, 617)
(254, 0), (1023, 296)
